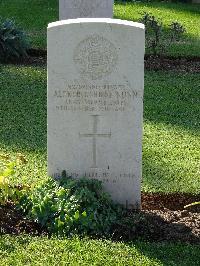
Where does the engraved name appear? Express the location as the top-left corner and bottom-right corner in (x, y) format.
(53, 84), (138, 112)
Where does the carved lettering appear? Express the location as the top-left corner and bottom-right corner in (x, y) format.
(53, 84), (138, 112)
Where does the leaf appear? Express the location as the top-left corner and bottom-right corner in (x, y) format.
(6, 161), (16, 168)
(0, 175), (9, 184)
(74, 210), (80, 220)
(2, 168), (14, 177)
(82, 211), (87, 217)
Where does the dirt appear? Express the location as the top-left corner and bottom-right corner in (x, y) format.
(112, 192), (200, 244)
(0, 203), (45, 236)
(145, 55), (200, 73)
(1, 193), (199, 244)
(2, 49), (200, 73)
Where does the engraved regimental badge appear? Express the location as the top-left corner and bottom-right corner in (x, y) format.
(74, 34), (118, 80)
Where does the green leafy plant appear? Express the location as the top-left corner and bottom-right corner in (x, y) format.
(139, 12), (163, 55)
(0, 18), (29, 62)
(139, 12), (186, 55)
(169, 21), (186, 42)
(19, 176), (123, 237)
(0, 161), (27, 205)
(0, 157), (29, 205)
(0, 162), (15, 205)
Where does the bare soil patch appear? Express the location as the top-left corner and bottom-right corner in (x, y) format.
(112, 193), (200, 244)
(2, 49), (200, 73)
(145, 55), (200, 73)
(1, 193), (199, 244)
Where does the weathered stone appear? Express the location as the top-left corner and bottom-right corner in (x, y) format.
(59, 0), (113, 20)
(47, 18), (145, 209)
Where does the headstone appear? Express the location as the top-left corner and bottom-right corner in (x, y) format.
(47, 18), (145, 209)
(59, 0), (114, 20)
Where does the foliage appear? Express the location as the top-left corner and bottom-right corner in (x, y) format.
(139, 12), (163, 55)
(139, 12), (186, 55)
(19, 176), (123, 237)
(0, 155), (30, 206)
(0, 161), (27, 205)
(169, 21), (186, 42)
(0, 0), (199, 56)
(0, 161), (15, 205)
(0, 18), (29, 62)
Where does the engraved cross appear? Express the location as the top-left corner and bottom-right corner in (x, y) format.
(79, 115), (111, 168)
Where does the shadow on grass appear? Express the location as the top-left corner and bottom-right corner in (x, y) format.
(0, 66), (199, 191)
(115, 1), (200, 56)
(0, 68), (199, 148)
(144, 71), (200, 133)
(0, 65), (47, 152)
(132, 239), (200, 266)
(115, 1), (200, 16)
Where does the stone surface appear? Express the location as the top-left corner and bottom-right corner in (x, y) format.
(59, 0), (113, 20)
(47, 18), (145, 209)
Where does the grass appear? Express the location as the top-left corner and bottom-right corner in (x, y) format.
(115, 1), (200, 56)
(0, 235), (200, 266)
(0, 65), (199, 193)
(0, 0), (199, 56)
(0, 2), (199, 263)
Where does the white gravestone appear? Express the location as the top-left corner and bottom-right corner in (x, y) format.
(47, 19), (145, 209)
(59, 0), (114, 20)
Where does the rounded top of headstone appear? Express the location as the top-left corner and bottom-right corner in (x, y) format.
(48, 18), (145, 30)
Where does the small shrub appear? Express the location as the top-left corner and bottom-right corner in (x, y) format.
(0, 161), (29, 205)
(0, 161), (15, 205)
(0, 18), (29, 62)
(19, 176), (123, 237)
(169, 21), (186, 42)
(0, 155), (30, 205)
(139, 12), (164, 55)
(139, 12), (186, 55)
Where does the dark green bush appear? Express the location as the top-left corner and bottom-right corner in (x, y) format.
(139, 12), (186, 55)
(0, 18), (29, 62)
(139, 12), (163, 55)
(169, 21), (186, 42)
(19, 176), (123, 237)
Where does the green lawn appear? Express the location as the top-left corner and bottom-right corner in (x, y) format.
(0, 235), (200, 266)
(0, 65), (199, 193)
(0, 1), (200, 264)
(0, 0), (199, 56)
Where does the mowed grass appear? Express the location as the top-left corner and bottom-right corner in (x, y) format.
(115, 1), (200, 56)
(0, 0), (199, 56)
(0, 235), (200, 266)
(0, 65), (199, 193)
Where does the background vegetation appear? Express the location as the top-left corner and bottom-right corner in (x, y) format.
(0, 0), (199, 56)
(0, 1), (200, 265)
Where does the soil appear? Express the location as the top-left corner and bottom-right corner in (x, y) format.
(145, 55), (200, 73)
(2, 49), (200, 73)
(1, 192), (199, 244)
(112, 193), (200, 244)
